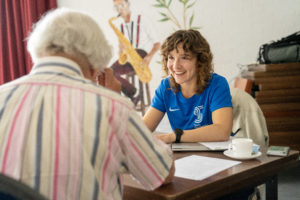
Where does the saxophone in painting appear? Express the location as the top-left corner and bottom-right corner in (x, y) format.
(109, 16), (152, 83)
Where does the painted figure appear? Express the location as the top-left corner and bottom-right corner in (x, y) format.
(111, 0), (160, 104)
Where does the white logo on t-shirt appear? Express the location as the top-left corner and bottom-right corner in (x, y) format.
(194, 105), (203, 127)
(169, 107), (180, 112)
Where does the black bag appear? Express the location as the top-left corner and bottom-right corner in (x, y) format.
(257, 31), (300, 64)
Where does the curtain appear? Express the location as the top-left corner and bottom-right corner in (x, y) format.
(0, 0), (57, 85)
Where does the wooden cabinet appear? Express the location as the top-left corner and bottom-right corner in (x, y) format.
(242, 62), (300, 151)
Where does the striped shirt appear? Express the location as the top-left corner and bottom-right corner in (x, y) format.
(0, 56), (173, 200)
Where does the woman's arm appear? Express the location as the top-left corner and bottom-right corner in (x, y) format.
(155, 107), (233, 143)
(143, 107), (165, 132)
(182, 107), (233, 142)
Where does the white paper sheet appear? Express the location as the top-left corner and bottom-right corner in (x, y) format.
(175, 155), (241, 180)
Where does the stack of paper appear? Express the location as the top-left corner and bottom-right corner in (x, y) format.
(175, 155), (241, 180)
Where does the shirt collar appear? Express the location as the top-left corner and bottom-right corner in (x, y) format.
(30, 56), (84, 77)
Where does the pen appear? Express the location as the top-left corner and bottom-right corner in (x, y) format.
(231, 128), (241, 137)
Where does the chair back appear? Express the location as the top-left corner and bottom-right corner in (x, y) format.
(0, 173), (48, 200)
(230, 88), (269, 146)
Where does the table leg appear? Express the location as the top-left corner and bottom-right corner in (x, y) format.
(265, 175), (278, 200)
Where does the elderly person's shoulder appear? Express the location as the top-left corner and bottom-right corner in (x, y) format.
(96, 85), (135, 108)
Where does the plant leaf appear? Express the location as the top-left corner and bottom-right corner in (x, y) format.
(189, 14), (194, 28)
(159, 17), (170, 22)
(191, 26), (201, 30)
(155, 0), (168, 7)
(187, 1), (196, 9)
(159, 12), (168, 17)
(167, 0), (173, 7)
(153, 4), (165, 8)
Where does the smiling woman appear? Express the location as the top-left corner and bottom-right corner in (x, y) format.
(166, 43), (198, 98)
(161, 30), (214, 95)
(143, 29), (233, 144)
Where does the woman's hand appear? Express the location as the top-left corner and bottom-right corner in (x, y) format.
(154, 133), (175, 144)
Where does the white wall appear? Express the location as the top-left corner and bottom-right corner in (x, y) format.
(57, 0), (300, 97)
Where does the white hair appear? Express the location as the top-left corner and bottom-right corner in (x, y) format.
(27, 8), (112, 71)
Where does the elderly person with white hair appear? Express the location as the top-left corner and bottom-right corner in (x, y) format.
(0, 8), (174, 200)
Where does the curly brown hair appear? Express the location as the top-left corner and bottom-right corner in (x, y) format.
(160, 29), (214, 94)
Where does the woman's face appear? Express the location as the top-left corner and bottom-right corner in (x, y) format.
(167, 43), (198, 87)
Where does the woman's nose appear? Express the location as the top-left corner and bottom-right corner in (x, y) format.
(173, 59), (181, 69)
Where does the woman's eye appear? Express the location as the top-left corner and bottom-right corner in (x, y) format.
(183, 55), (192, 60)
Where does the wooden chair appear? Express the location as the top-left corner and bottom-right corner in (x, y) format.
(126, 72), (151, 115)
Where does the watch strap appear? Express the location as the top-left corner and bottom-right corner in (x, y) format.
(174, 128), (183, 143)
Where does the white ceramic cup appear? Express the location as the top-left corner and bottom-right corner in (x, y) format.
(229, 138), (253, 157)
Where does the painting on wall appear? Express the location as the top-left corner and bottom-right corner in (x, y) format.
(107, 0), (198, 110)
(107, 0), (162, 110)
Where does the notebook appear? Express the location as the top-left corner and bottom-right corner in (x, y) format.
(171, 143), (211, 151)
(171, 140), (230, 152)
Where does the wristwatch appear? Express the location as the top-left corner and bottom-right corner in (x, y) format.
(174, 128), (184, 143)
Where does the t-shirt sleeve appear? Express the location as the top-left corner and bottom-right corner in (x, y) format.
(210, 75), (233, 112)
(119, 109), (173, 190)
(151, 79), (168, 113)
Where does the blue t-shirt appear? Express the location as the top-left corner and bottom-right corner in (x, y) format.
(151, 73), (232, 131)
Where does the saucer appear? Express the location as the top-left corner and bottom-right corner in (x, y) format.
(223, 150), (262, 160)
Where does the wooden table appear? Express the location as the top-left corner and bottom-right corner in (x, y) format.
(122, 148), (299, 200)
